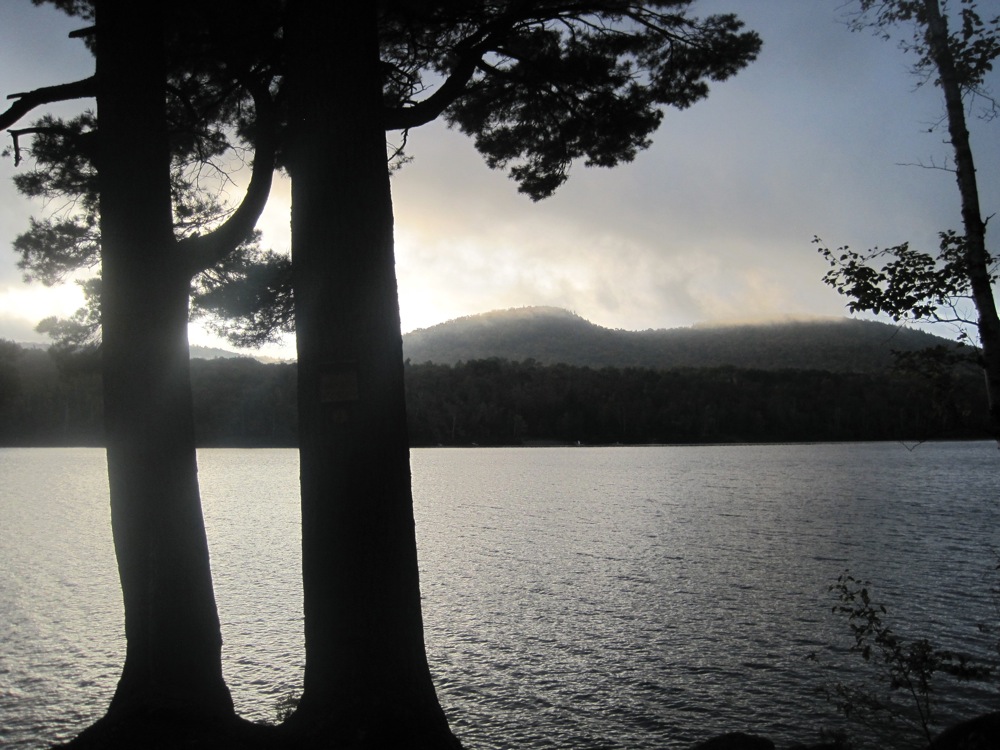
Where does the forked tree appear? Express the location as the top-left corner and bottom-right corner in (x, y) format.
(2, 0), (278, 739)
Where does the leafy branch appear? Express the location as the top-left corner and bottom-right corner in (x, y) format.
(820, 572), (994, 747)
(814, 232), (995, 346)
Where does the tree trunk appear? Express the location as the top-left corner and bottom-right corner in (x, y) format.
(284, 1), (461, 747)
(95, 0), (233, 722)
(923, 0), (1000, 442)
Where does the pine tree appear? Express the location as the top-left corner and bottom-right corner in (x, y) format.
(280, 2), (759, 746)
(2, 1), (278, 741)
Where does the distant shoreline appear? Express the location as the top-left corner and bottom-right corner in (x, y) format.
(1, 437), (991, 450)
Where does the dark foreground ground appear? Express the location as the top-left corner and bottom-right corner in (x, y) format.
(50, 710), (1000, 750)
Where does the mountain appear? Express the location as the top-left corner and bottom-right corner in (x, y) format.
(401, 306), (961, 373)
(190, 345), (242, 360)
(13, 341), (286, 364)
(4, 318), (986, 446)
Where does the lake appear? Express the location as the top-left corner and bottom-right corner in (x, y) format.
(1, 443), (998, 748)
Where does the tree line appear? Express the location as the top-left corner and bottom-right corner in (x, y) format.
(405, 357), (988, 445)
(1, 343), (986, 448)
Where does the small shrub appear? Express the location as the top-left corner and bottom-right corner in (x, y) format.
(273, 692), (300, 724)
(817, 572), (992, 748)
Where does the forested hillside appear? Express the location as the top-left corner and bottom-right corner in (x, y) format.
(402, 306), (956, 372)
(0, 335), (987, 447)
(405, 359), (986, 445)
(0, 343), (298, 447)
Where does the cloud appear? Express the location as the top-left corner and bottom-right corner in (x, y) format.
(0, 283), (85, 343)
(382, 0), (998, 338)
(1, 0), (996, 354)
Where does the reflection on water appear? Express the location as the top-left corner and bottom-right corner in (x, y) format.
(1, 443), (997, 748)
(0, 449), (121, 747)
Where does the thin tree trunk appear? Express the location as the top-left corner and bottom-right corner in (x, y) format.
(95, 0), (232, 721)
(284, 1), (461, 746)
(923, 0), (1000, 442)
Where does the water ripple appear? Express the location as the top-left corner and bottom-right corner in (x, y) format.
(2, 443), (998, 749)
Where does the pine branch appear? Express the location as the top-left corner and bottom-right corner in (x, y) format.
(181, 80), (278, 277)
(0, 77), (96, 131)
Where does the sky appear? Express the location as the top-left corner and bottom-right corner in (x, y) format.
(1, 1), (998, 360)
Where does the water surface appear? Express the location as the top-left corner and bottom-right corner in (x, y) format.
(1, 443), (997, 748)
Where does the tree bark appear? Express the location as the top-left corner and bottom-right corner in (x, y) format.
(95, 0), (233, 721)
(284, 1), (461, 747)
(922, 0), (1000, 442)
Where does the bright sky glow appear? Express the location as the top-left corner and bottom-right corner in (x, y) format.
(2, 1), (998, 360)
(0, 281), (84, 329)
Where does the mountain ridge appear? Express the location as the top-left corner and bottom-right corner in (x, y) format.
(401, 306), (961, 373)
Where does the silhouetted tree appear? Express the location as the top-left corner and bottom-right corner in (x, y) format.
(817, 0), (1000, 441)
(279, 2), (760, 747)
(282, 4), (461, 745)
(94, 2), (234, 725)
(2, 0), (278, 740)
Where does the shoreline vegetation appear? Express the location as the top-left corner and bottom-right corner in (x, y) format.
(0, 340), (989, 449)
